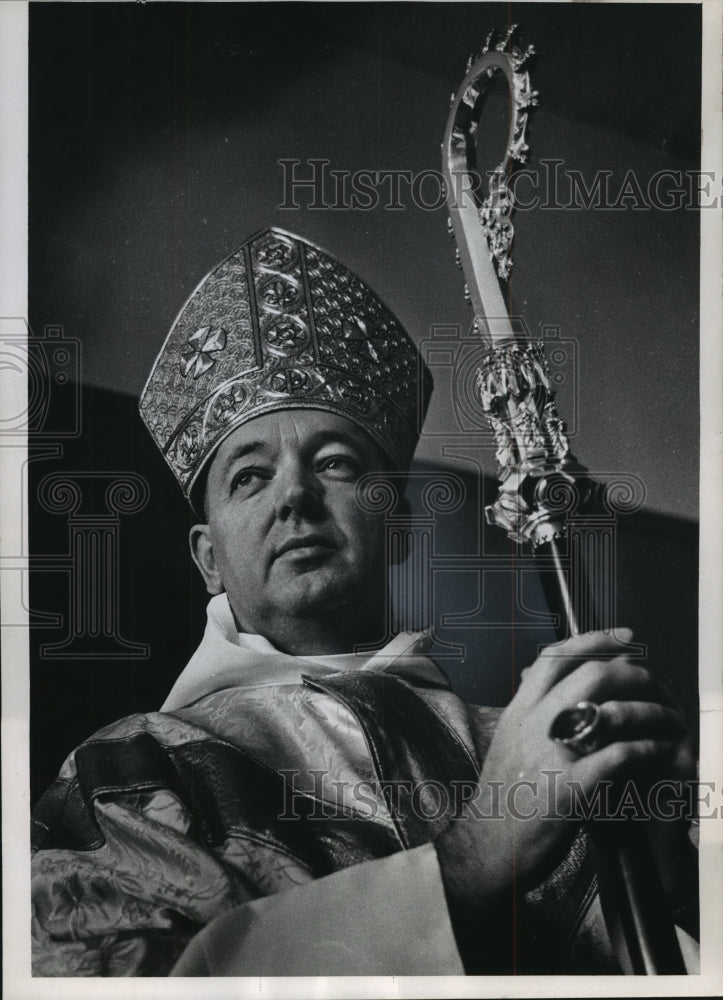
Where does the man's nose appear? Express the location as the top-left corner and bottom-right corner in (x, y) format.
(275, 464), (324, 521)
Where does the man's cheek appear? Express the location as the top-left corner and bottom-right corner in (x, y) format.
(360, 510), (388, 541)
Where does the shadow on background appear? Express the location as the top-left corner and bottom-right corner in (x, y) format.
(30, 385), (698, 803)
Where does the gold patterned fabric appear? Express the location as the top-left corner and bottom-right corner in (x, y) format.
(139, 228), (433, 502)
(30, 598), (609, 977)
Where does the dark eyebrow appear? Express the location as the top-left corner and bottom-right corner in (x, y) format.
(218, 441), (266, 481)
(217, 428), (375, 482)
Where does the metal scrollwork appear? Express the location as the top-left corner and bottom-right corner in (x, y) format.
(444, 33), (591, 548)
(443, 24), (538, 303)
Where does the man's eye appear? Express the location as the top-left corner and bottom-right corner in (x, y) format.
(230, 468), (266, 493)
(317, 455), (360, 478)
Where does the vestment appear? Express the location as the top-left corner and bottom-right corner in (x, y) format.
(32, 595), (618, 976)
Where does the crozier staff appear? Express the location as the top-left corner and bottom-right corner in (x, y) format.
(31, 228), (697, 976)
(442, 28), (693, 973)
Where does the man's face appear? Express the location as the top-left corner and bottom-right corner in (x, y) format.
(190, 409), (394, 636)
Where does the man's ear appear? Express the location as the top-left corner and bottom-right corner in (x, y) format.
(189, 524), (224, 595)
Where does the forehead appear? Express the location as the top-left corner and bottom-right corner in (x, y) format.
(208, 409), (384, 476)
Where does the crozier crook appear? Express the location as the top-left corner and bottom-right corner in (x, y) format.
(442, 25), (687, 975)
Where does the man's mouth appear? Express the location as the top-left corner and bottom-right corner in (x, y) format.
(274, 535), (337, 561)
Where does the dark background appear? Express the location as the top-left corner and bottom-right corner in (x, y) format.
(28, 2), (701, 802)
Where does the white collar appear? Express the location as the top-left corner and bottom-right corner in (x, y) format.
(161, 594), (447, 712)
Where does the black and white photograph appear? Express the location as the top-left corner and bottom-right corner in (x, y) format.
(1, 0), (722, 995)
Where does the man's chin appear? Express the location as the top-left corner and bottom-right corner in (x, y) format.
(271, 570), (355, 616)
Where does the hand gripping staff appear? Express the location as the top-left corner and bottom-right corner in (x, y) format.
(441, 26), (687, 975)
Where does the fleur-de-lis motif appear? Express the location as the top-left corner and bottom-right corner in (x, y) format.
(180, 326), (228, 379)
(178, 424), (201, 466)
(260, 278), (298, 309)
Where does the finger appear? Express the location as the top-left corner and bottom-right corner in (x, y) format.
(519, 628), (634, 701)
(542, 657), (667, 716)
(598, 701), (687, 743)
(547, 700), (686, 757)
(571, 739), (675, 787)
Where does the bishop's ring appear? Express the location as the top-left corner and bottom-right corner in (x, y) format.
(549, 700), (604, 757)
